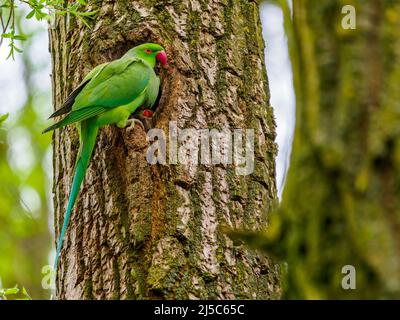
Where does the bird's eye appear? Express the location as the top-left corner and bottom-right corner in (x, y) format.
(144, 48), (152, 54)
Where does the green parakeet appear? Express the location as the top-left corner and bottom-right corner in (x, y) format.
(43, 43), (167, 270)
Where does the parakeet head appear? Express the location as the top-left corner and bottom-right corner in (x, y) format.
(124, 43), (167, 67)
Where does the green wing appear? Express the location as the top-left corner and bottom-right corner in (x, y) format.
(44, 58), (152, 132)
(82, 62), (108, 83)
(43, 106), (106, 133)
(49, 62), (108, 119)
(73, 57), (151, 110)
(145, 75), (160, 108)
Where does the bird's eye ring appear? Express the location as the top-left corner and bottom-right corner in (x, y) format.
(145, 48), (152, 54)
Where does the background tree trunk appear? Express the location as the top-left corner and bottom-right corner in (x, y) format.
(50, 0), (280, 299)
(273, 0), (400, 298)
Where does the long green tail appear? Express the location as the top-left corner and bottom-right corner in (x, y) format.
(54, 121), (99, 270)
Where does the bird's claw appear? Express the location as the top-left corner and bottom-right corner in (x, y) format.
(126, 118), (145, 131)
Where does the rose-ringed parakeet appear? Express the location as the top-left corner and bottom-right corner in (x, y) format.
(43, 43), (167, 270)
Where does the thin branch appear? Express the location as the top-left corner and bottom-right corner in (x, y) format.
(0, 12), (5, 30)
(0, 0), (13, 47)
(11, 0), (14, 29)
(4, 0), (13, 31)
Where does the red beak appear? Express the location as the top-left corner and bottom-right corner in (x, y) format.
(156, 51), (168, 66)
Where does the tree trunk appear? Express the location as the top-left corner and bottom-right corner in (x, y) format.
(49, 0), (279, 299)
(275, 0), (400, 298)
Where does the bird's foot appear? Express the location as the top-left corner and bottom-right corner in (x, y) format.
(126, 118), (145, 132)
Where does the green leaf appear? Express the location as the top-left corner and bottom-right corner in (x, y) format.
(4, 287), (19, 295)
(67, 3), (79, 11)
(1, 33), (13, 38)
(0, 113), (9, 125)
(35, 9), (45, 20)
(0, 285), (31, 300)
(79, 17), (91, 29)
(14, 34), (27, 41)
(26, 10), (35, 19)
(6, 47), (15, 60)
(42, 13), (52, 21)
(14, 46), (23, 53)
(21, 287), (32, 300)
(78, 10), (98, 17)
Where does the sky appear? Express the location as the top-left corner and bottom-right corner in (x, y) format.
(260, 2), (295, 197)
(0, 3), (295, 203)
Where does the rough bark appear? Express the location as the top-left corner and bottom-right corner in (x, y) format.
(50, 0), (279, 299)
(273, 0), (400, 298)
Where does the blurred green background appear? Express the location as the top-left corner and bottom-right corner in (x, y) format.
(0, 10), (53, 299)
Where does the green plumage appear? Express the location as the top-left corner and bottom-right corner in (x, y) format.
(44, 43), (166, 269)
